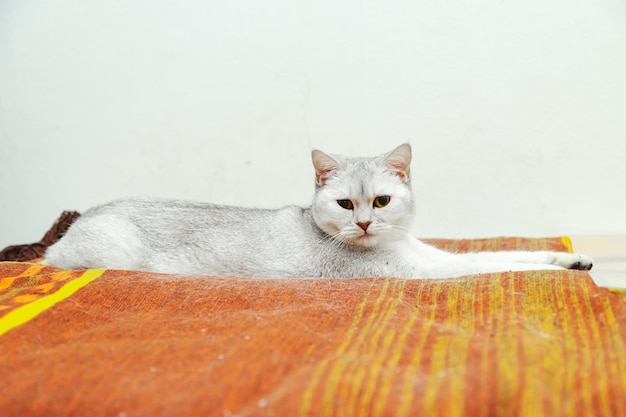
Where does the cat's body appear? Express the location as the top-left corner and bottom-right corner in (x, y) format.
(44, 144), (593, 278)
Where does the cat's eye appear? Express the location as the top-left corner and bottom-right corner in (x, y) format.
(373, 195), (391, 208)
(337, 199), (354, 210)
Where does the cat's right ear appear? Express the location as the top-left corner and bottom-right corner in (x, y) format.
(311, 150), (339, 186)
(384, 143), (412, 182)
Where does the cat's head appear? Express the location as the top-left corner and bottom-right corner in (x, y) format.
(311, 144), (415, 248)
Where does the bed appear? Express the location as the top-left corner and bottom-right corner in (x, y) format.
(1, 214), (625, 416)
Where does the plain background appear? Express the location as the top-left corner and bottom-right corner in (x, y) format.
(1, 0), (625, 250)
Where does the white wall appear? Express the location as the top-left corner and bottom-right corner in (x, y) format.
(1, 0), (625, 249)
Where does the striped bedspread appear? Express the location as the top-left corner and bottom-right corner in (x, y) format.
(1, 237), (624, 417)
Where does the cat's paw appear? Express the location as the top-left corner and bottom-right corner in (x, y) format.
(554, 253), (594, 271)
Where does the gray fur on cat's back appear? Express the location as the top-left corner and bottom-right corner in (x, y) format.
(44, 197), (409, 278)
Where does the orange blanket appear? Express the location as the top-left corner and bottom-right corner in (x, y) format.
(1, 237), (625, 416)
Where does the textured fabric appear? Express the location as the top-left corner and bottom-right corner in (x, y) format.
(1, 237), (625, 417)
(0, 211), (80, 262)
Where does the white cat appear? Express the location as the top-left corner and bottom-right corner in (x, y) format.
(44, 144), (593, 278)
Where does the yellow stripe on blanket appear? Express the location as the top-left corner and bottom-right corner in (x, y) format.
(0, 269), (105, 337)
(560, 236), (574, 253)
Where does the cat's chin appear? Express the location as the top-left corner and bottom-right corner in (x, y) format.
(349, 234), (380, 249)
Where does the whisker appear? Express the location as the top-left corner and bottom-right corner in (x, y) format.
(321, 230), (350, 249)
(389, 224), (414, 234)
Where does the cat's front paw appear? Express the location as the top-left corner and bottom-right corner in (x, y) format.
(554, 253), (594, 271)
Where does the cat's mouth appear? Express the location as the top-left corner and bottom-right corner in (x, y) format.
(353, 232), (377, 247)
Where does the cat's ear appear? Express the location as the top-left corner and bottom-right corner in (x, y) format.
(311, 150), (339, 186)
(384, 143), (412, 182)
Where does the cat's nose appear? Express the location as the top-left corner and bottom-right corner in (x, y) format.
(357, 221), (372, 232)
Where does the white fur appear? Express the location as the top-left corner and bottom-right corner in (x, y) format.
(44, 144), (593, 278)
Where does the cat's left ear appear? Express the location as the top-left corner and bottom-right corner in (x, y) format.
(384, 143), (412, 182)
(312, 150), (339, 186)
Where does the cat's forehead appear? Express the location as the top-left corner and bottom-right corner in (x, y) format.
(335, 154), (381, 171)
(330, 158), (400, 197)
